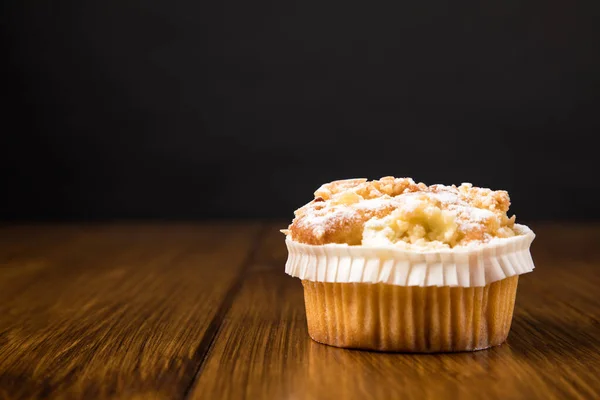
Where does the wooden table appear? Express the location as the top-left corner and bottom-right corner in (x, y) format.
(0, 222), (599, 399)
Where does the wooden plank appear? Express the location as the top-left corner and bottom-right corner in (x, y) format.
(0, 223), (262, 399)
(190, 223), (600, 400)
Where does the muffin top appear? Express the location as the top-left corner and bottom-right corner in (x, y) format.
(285, 177), (518, 249)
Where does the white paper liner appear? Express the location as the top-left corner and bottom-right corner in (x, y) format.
(285, 224), (535, 287)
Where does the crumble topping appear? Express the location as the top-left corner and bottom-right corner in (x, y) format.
(286, 177), (517, 249)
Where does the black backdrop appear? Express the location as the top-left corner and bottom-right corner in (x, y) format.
(2, 1), (599, 221)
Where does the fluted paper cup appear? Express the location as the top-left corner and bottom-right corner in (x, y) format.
(285, 224), (535, 352)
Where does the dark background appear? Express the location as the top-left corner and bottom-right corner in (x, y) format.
(2, 1), (599, 222)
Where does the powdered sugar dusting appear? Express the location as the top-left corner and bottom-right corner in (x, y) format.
(288, 177), (517, 247)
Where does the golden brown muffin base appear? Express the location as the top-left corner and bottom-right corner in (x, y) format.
(302, 276), (518, 352)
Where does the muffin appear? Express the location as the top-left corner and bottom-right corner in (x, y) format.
(282, 177), (535, 352)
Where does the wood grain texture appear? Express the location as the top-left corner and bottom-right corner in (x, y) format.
(191, 223), (600, 400)
(1, 222), (599, 400)
(0, 223), (262, 399)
